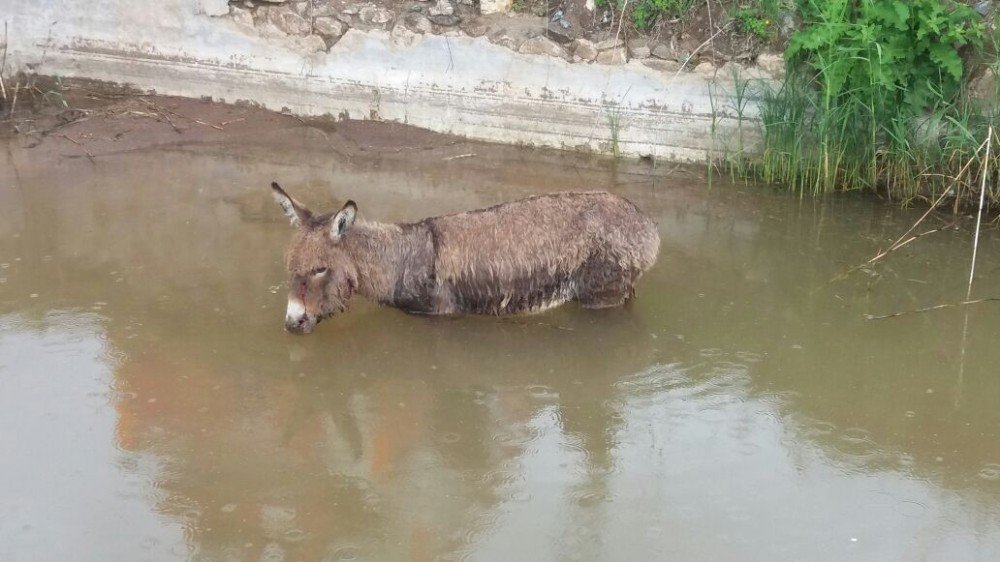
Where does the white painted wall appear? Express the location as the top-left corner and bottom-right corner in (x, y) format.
(4, 0), (761, 160)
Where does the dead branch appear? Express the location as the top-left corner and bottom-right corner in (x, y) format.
(829, 223), (957, 285)
(158, 109), (182, 133)
(673, 22), (734, 81)
(1, 21), (8, 103)
(826, 134), (992, 286)
(59, 133), (96, 162)
(966, 126), (993, 300)
(864, 298), (1000, 320)
(10, 79), (19, 115)
(140, 97), (224, 130)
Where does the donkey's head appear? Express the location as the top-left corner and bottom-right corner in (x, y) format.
(271, 182), (359, 334)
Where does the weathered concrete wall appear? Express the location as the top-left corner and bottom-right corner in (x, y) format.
(4, 0), (765, 161)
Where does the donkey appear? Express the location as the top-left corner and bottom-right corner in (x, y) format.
(271, 182), (660, 334)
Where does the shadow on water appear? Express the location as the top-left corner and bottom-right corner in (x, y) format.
(1, 123), (999, 560)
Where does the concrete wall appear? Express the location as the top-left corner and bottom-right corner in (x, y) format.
(4, 0), (763, 161)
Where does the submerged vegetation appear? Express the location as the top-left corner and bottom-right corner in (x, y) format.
(724, 0), (1000, 208)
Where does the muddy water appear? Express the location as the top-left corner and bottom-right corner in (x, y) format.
(2, 116), (1000, 562)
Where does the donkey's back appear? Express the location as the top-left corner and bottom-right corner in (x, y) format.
(426, 191), (659, 314)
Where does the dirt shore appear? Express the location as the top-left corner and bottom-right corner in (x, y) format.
(0, 79), (475, 159)
(2, 77), (690, 191)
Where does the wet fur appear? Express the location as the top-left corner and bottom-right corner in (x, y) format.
(283, 191), (660, 316)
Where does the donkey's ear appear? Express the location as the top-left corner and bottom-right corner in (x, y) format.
(330, 200), (357, 239)
(271, 182), (311, 226)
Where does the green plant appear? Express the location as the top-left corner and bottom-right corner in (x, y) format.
(705, 67), (754, 182)
(729, 66), (752, 179)
(596, 0), (698, 32)
(731, 5), (773, 40)
(720, 0), (999, 207)
(789, 0), (985, 113)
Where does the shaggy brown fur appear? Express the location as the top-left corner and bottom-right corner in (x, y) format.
(272, 182), (660, 333)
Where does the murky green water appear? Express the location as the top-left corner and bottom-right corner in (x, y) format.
(2, 121), (999, 561)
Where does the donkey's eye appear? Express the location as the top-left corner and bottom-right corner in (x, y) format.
(312, 268), (329, 277)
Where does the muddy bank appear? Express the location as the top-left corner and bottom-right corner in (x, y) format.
(2, 80), (684, 179)
(1, 83), (472, 159)
(3, 0), (777, 161)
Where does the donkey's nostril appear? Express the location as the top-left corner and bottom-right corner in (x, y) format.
(285, 311), (313, 334)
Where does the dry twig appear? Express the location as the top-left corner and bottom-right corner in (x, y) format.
(158, 109), (181, 133)
(865, 298), (1000, 320)
(613, 0), (630, 59)
(966, 125), (992, 300)
(140, 97), (224, 130)
(865, 129), (997, 325)
(827, 134), (992, 286)
(59, 133), (96, 162)
(10, 80), (19, 115)
(672, 22), (734, 81)
(1, 21), (8, 103)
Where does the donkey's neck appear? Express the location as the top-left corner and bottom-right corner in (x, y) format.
(341, 221), (436, 307)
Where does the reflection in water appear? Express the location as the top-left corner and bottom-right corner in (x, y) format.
(0, 314), (187, 560)
(1, 126), (999, 561)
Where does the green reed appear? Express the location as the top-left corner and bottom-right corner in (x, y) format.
(718, 0), (1000, 209)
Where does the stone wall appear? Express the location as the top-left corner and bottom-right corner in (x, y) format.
(220, 0), (785, 69)
(4, 0), (783, 161)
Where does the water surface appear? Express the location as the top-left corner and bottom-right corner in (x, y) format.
(2, 117), (999, 561)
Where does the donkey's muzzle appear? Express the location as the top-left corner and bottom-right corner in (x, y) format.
(285, 298), (315, 334)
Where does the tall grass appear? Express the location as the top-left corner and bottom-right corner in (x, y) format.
(749, 69), (1000, 207)
(707, 66), (754, 183)
(726, 0), (1000, 209)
